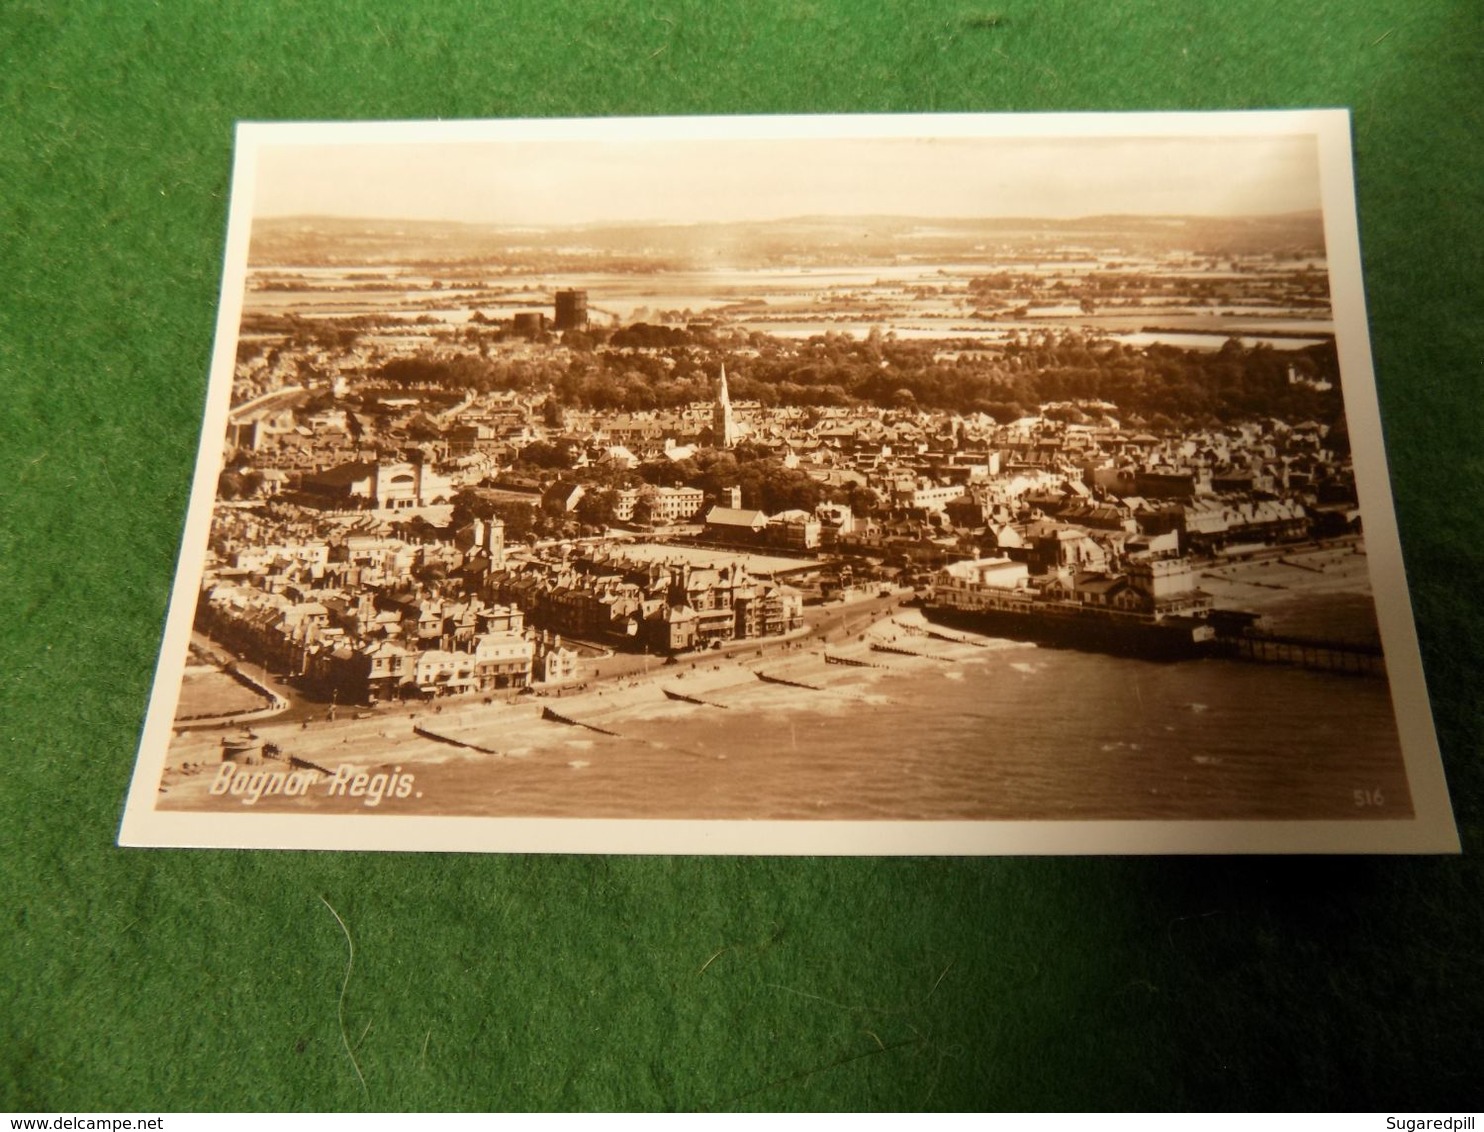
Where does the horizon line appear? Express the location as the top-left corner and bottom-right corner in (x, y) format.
(253, 208), (1327, 228)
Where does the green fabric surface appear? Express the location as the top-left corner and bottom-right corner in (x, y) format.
(2, 0), (1481, 1112)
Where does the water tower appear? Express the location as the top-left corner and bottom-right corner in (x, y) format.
(554, 290), (589, 331)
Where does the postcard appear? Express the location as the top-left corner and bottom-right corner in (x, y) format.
(118, 111), (1458, 853)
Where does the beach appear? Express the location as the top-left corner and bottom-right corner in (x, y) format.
(1196, 541), (1382, 643)
(157, 600), (920, 810)
(154, 548), (1410, 824)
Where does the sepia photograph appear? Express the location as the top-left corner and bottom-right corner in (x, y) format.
(119, 111), (1457, 853)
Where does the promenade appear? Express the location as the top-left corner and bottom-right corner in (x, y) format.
(158, 591), (913, 806)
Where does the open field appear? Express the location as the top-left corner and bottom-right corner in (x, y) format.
(175, 669), (275, 719)
(610, 541), (821, 576)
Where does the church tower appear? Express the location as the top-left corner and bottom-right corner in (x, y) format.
(487, 515), (505, 569)
(714, 364), (737, 449)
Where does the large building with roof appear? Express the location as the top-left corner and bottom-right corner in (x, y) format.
(300, 460), (454, 510)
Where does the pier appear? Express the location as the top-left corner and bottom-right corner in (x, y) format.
(1219, 631), (1385, 676)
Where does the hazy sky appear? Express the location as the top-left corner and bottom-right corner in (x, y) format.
(251, 132), (1322, 225)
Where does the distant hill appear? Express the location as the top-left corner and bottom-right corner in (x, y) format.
(248, 212), (1326, 269)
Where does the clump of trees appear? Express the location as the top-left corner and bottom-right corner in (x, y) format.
(378, 352), (566, 395)
(217, 468), (265, 499)
(540, 327), (1343, 429)
(375, 323), (1342, 436)
(450, 489), (563, 545)
(637, 444), (830, 515)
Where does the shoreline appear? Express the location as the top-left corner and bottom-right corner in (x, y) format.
(157, 602), (926, 808)
(1195, 543), (1379, 641)
(156, 551), (1383, 813)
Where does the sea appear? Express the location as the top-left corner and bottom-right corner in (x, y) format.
(212, 630), (1410, 824)
(419, 647), (1408, 822)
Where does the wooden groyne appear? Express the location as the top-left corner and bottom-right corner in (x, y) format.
(541, 705), (623, 736)
(924, 627), (989, 648)
(413, 723), (501, 755)
(288, 754), (336, 776)
(870, 642), (956, 662)
(824, 653), (884, 668)
(662, 687), (730, 708)
(755, 670), (826, 691)
(893, 616), (988, 647)
(1201, 571), (1287, 590)
(544, 703), (722, 762)
(1277, 556), (1327, 574)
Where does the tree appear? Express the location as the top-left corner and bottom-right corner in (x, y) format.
(632, 488), (658, 527)
(846, 484), (882, 517)
(498, 502), (541, 543)
(449, 488), (497, 534)
(514, 440), (576, 470)
(1044, 405), (1088, 424)
(575, 488), (617, 528)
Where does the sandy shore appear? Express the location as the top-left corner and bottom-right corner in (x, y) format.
(157, 604), (931, 809)
(1197, 544), (1374, 608)
(157, 547), (1381, 811)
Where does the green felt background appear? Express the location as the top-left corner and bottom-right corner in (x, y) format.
(2, 0), (1481, 1112)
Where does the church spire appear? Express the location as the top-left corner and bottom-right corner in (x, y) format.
(715, 363), (736, 448)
